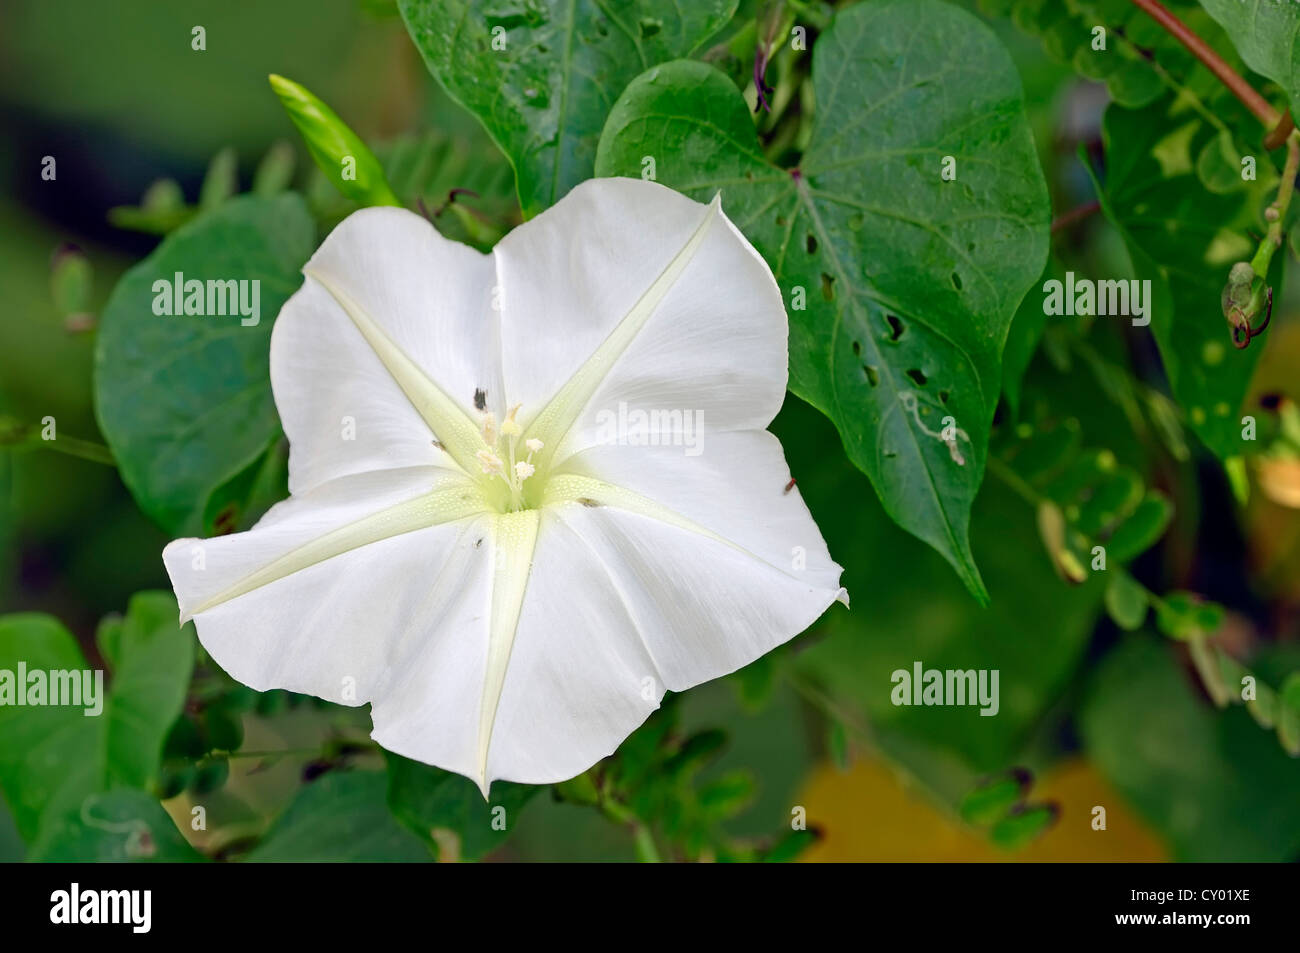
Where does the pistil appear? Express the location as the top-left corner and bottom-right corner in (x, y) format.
(474, 406), (544, 512)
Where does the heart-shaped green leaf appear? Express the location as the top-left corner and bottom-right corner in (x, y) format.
(385, 751), (537, 861)
(95, 194), (315, 535)
(246, 771), (432, 862)
(28, 789), (203, 862)
(1199, 0), (1300, 117)
(397, 0), (737, 218)
(596, 0), (1050, 599)
(0, 592), (194, 847)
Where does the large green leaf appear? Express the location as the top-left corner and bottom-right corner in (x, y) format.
(95, 194), (315, 536)
(1199, 0), (1300, 116)
(776, 396), (1104, 802)
(0, 592), (195, 845)
(397, 0), (737, 217)
(385, 752), (537, 861)
(1092, 96), (1276, 459)
(246, 771), (432, 862)
(1081, 637), (1300, 861)
(28, 789), (204, 862)
(596, 0), (1050, 600)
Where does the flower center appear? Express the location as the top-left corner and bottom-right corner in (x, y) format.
(472, 405), (545, 513)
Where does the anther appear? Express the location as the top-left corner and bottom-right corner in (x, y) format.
(476, 449), (505, 475)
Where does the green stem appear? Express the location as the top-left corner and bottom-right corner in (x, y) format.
(28, 434), (115, 466)
(1129, 0), (1283, 133)
(1249, 130), (1300, 280)
(786, 0), (831, 31)
(633, 824), (662, 863)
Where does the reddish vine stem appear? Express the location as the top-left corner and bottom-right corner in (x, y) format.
(1051, 200), (1101, 234)
(1129, 0), (1284, 135)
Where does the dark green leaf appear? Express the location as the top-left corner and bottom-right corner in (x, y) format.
(28, 789), (204, 862)
(95, 194), (315, 535)
(1081, 637), (1300, 860)
(398, 0), (738, 217)
(1198, 0), (1300, 117)
(247, 771), (432, 862)
(0, 593), (194, 844)
(597, 0), (1050, 601)
(385, 752), (536, 860)
(781, 398), (1104, 795)
(1091, 96), (1276, 460)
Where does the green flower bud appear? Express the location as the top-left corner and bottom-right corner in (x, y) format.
(269, 74), (401, 207)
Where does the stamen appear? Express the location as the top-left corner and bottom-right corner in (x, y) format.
(474, 404), (541, 511)
(476, 449), (505, 475)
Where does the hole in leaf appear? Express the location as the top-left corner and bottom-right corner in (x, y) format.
(638, 17), (662, 38)
(821, 272), (835, 302)
(745, 170), (754, 181)
(883, 449), (898, 458)
(806, 234), (818, 253)
(906, 368), (927, 386)
(939, 389), (950, 404)
(886, 314), (904, 341)
(951, 272), (963, 291)
(775, 214), (787, 227)
(851, 340), (861, 356)
(862, 364), (879, 387)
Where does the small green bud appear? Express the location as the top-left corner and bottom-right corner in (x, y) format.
(1221, 261), (1255, 321)
(252, 140), (296, 196)
(199, 147), (239, 211)
(49, 243), (93, 318)
(269, 74), (400, 207)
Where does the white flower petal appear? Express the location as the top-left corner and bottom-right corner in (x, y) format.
(471, 432), (844, 786)
(552, 430), (844, 598)
(272, 206), (499, 494)
(481, 511), (662, 785)
(494, 178), (788, 467)
(164, 466), (498, 781)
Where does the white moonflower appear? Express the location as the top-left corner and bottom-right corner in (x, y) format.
(164, 178), (847, 795)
